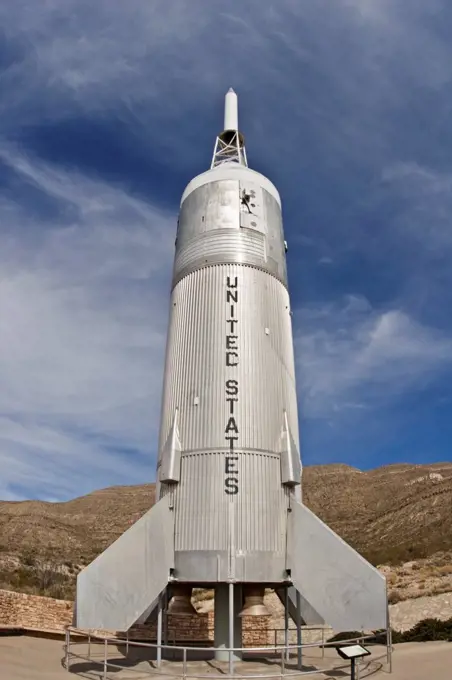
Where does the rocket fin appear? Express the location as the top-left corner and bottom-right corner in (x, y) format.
(275, 586), (325, 626)
(280, 411), (302, 486)
(287, 501), (387, 631)
(159, 408), (182, 483)
(75, 494), (174, 631)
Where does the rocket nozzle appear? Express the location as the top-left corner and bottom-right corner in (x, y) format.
(167, 584), (198, 616)
(238, 585), (271, 617)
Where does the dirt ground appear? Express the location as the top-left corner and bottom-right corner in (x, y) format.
(0, 635), (451, 680)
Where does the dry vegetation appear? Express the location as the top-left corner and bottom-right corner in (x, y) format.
(1, 462), (451, 603)
(383, 552), (452, 603)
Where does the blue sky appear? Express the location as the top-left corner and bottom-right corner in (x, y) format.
(1, 1), (451, 502)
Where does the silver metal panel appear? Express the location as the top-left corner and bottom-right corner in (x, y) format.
(239, 179), (264, 234)
(175, 550), (229, 582)
(159, 410), (182, 483)
(178, 180), (240, 247)
(75, 495), (174, 631)
(181, 165), (281, 208)
(158, 265), (299, 459)
(174, 228), (267, 283)
(280, 413), (302, 486)
(287, 500), (388, 631)
(205, 181), (241, 230)
(263, 189), (288, 284)
(174, 550), (286, 582)
(174, 181), (287, 286)
(171, 446), (290, 581)
(234, 553), (287, 582)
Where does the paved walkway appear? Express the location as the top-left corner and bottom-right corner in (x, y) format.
(0, 635), (451, 679)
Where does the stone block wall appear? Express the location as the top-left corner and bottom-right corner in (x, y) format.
(122, 614), (268, 647)
(0, 587), (339, 648)
(0, 589), (268, 646)
(0, 589), (73, 630)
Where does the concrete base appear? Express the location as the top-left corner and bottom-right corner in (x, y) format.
(214, 584), (242, 662)
(6, 634), (432, 680)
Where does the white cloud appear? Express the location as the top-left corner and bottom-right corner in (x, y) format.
(381, 162), (452, 250)
(0, 146), (175, 500)
(296, 295), (452, 418)
(1, 1), (450, 147)
(1, 1), (452, 498)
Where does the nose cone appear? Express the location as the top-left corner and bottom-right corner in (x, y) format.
(224, 88), (239, 131)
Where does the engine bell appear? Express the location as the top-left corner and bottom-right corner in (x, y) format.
(167, 585), (198, 616)
(238, 585), (270, 617)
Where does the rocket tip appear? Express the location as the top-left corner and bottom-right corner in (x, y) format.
(223, 88), (239, 136)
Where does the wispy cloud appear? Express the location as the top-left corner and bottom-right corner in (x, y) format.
(381, 162), (452, 251)
(1, 1), (452, 497)
(0, 146), (174, 500)
(296, 295), (452, 419)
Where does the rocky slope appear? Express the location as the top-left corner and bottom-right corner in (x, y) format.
(0, 462), (451, 601)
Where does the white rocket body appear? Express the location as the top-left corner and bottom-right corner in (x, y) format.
(75, 91), (387, 637)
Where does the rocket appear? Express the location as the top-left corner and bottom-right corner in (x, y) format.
(75, 90), (388, 650)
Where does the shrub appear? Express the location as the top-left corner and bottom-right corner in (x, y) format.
(328, 618), (452, 645)
(397, 618), (452, 642)
(388, 591), (404, 604)
(21, 550), (37, 568)
(327, 631), (365, 643)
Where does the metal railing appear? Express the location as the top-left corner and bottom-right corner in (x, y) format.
(272, 627), (326, 659)
(63, 626), (393, 679)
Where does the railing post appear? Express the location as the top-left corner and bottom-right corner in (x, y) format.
(126, 630), (129, 656)
(103, 638), (107, 680)
(295, 590), (302, 671)
(322, 628), (325, 659)
(157, 595), (163, 668)
(356, 634), (365, 679)
(164, 588), (169, 648)
(65, 628), (70, 671)
(284, 588), (290, 662)
(88, 631), (91, 659)
(228, 582), (234, 676)
(280, 647), (285, 679)
(388, 627), (393, 673)
(183, 647), (187, 680)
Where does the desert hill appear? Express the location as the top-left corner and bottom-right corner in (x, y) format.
(1, 462), (452, 600)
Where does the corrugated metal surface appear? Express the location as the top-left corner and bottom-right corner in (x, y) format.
(159, 264), (299, 455)
(174, 228), (266, 279)
(175, 453), (228, 551)
(174, 451), (287, 553)
(156, 167), (300, 564)
(233, 451), (287, 552)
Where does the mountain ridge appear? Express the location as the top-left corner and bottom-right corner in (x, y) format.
(1, 462), (451, 601)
